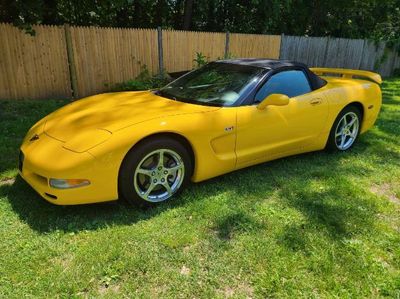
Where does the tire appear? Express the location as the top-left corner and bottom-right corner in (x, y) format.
(118, 137), (193, 207)
(326, 105), (362, 151)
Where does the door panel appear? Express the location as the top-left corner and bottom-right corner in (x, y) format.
(235, 90), (329, 165)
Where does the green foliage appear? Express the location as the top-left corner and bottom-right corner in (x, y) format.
(224, 52), (235, 59)
(2, 0), (399, 41)
(193, 52), (208, 68)
(393, 68), (400, 77)
(216, 52), (236, 60)
(370, 6), (400, 45)
(374, 46), (390, 70)
(108, 65), (170, 92)
(109, 79), (154, 92)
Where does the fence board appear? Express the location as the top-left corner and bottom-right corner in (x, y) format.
(373, 42), (397, 77)
(351, 40), (398, 77)
(359, 40), (380, 71)
(229, 33), (281, 59)
(70, 26), (158, 97)
(324, 38), (365, 69)
(162, 30), (226, 72)
(0, 23), (71, 99)
(280, 36), (328, 67)
(281, 35), (400, 77)
(394, 53), (400, 75)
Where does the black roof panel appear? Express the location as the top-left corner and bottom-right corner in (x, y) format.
(215, 58), (326, 92)
(215, 58), (307, 70)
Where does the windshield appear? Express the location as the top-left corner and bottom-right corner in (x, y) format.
(157, 63), (264, 106)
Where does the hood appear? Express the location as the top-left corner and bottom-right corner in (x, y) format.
(44, 91), (219, 142)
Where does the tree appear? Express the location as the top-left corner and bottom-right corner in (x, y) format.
(183, 0), (194, 30)
(0, 0), (398, 44)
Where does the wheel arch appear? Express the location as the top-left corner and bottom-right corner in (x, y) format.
(119, 131), (196, 177)
(347, 101), (364, 120)
(326, 101), (364, 139)
(324, 102), (364, 150)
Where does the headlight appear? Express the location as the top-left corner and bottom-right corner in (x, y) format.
(49, 178), (90, 189)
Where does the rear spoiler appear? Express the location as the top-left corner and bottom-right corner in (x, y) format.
(310, 68), (382, 84)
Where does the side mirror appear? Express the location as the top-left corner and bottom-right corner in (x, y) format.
(257, 94), (290, 110)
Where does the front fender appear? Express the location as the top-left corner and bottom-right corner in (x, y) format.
(88, 108), (237, 199)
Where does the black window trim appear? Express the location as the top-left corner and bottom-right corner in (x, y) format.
(162, 62), (326, 108)
(249, 66), (313, 105)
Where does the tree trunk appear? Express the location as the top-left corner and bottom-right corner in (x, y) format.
(155, 0), (166, 27)
(172, 0), (183, 28)
(42, 0), (58, 24)
(183, 0), (194, 30)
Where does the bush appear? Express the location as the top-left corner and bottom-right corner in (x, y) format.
(193, 52), (208, 68)
(108, 65), (171, 92)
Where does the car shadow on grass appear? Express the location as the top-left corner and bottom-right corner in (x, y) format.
(1, 131), (390, 246)
(198, 131), (396, 247)
(1, 175), (175, 233)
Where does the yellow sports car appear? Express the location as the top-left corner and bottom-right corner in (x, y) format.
(19, 59), (382, 207)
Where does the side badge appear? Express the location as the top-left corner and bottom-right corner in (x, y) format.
(224, 126), (234, 132)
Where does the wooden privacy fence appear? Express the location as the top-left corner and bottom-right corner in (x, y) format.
(0, 23), (72, 99)
(69, 26), (159, 97)
(0, 23), (281, 99)
(0, 22), (399, 100)
(280, 35), (400, 77)
(229, 33), (281, 59)
(162, 30), (226, 72)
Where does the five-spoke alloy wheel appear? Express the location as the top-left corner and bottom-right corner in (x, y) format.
(134, 149), (185, 202)
(119, 137), (192, 207)
(327, 105), (361, 151)
(334, 111), (359, 150)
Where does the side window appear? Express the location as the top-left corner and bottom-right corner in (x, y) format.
(255, 70), (312, 102)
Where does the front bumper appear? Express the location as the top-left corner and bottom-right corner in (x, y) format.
(19, 132), (117, 205)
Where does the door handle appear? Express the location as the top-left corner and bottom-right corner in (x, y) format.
(310, 98), (322, 105)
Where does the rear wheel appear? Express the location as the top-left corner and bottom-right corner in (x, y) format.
(326, 106), (361, 151)
(119, 137), (192, 207)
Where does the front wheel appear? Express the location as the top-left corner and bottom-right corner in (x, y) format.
(326, 106), (361, 151)
(119, 137), (193, 207)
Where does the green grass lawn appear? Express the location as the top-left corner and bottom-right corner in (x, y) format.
(0, 79), (399, 298)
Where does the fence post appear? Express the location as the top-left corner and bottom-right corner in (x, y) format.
(224, 31), (230, 58)
(357, 39), (366, 70)
(157, 27), (164, 78)
(322, 36), (331, 67)
(279, 33), (285, 59)
(63, 24), (78, 99)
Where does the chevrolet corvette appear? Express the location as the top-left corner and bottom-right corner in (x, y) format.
(19, 59), (382, 206)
